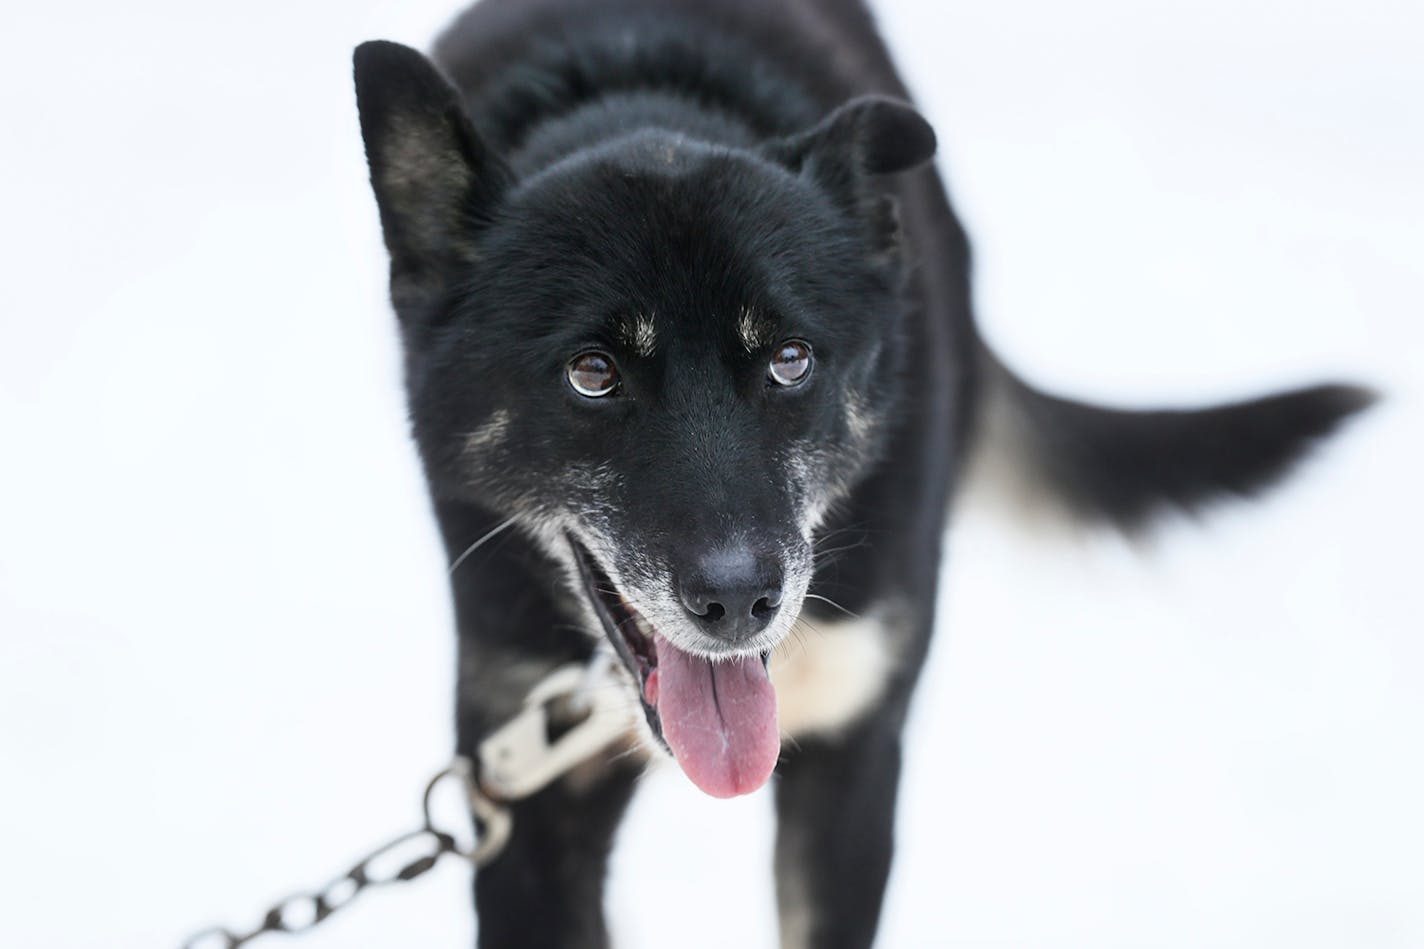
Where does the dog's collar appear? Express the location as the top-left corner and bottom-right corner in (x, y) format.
(476, 646), (638, 801)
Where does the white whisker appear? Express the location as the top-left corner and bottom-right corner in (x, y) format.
(802, 592), (860, 619)
(448, 516), (518, 575)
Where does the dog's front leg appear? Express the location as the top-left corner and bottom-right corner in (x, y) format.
(454, 642), (640, 948)
(470, 758), (640, 949)
(774, 711), (904, 949)
(440, 501), (646, 947)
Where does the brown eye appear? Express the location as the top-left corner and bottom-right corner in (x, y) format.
(768, 339), (813, 387)
(567, 351), (620, 397)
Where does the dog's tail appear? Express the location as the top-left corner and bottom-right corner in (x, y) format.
(967, 348), (1377, 533)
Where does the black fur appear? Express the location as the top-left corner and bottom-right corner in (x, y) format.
(989, 363), (1375, 530)
(351, 2), (1372, 945)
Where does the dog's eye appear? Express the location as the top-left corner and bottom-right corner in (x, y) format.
(768, 340), (813, 387)
(567, 351), (621, 397)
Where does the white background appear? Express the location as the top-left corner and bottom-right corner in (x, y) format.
(1, 0), (1420, 946)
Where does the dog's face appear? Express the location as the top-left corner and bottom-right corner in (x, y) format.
(354, 42), (935, 796)
(415, 139), (904, 651)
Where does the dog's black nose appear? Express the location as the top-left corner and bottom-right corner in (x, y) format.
(678, 548), (783, 644)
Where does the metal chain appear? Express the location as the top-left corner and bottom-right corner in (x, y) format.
(181, 656), (630, 947)
(181, 759), (511, 949)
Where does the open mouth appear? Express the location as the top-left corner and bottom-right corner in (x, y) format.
(569, 537), (781, 798)
(568, 539), (663, 725)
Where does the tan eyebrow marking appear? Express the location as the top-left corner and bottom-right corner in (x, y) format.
(616, 312), (657, 357)
(737, 306), (774, 352)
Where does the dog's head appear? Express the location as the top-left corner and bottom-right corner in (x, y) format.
(354, 41), (935, 796)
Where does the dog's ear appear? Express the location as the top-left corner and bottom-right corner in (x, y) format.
(767, 96), (937, 179)
(764, 96), (935, 260)
(353, 40), (511, 318)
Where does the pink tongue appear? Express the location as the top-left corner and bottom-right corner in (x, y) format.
(653, 633), (780, 798)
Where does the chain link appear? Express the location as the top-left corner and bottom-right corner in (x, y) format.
(180, 759), (509, 949)
(180, 657), (628, 947)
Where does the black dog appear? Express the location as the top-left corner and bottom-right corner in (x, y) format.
(352, 1), (1371, 945)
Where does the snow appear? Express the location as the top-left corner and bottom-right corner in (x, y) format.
(1, 0), (1420, 945)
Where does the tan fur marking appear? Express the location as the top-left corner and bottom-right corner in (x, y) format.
(737, 306), (773, 352)
(778, 869), (815, 949)
(844, 389), (875, 446)
(463, 408), (512, 455)
(617, 313), (657, 357)
(771, 614), (894, 738)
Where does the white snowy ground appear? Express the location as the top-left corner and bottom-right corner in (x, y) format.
(1, 0), (1420, 946)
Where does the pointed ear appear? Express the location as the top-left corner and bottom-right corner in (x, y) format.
(764, 96), (935, 261)
(765, 95), (937, 181)
(353, 40), (510, 316)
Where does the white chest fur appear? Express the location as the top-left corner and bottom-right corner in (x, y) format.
(769, 612), (896, 739)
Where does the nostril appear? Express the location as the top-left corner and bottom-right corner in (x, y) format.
(751, 595), (777, 619)
(702, 601), (726, 623)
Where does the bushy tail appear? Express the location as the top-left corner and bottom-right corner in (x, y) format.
(970, 353), (1377, 532)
